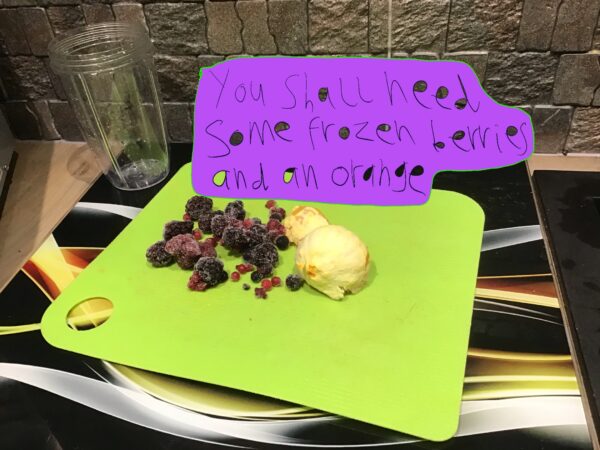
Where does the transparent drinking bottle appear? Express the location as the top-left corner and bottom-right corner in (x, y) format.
(49, 22), (169, 190)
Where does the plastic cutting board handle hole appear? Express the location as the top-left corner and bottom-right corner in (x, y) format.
(66, 297), (114, 331)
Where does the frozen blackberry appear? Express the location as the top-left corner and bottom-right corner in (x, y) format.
(222, 226), (250, 252)
(164, 234), (202, 269)
(269, 212), (283, 222)
(194, 257), (225, 287)
(225, 200), (246, 220)
(275, 235), (290, 250)
(286, 274), (304, 291)
(185, 195), (213, 220)
(250, 270), (264, 283)
(198, 210), (223, 234)
(163, 220), (194, 241)
(146, 241), (174, 267)
(219, 271), (228, 283)
(256, 264), (273, 277)
(210, 214), (228, 238)
(243, 242), (279, 267)
(246, 224), (268, 248)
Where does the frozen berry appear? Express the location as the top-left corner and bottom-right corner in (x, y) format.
(257, 264), (273, 277)
(146, 241), (174, 267)
(271, 276), (281, 287)
(246, 224), (268, 247)
(242, 283), (251, 291)
(163, 220), (194, 241)
(269, 212), (283, 222)
(251, 217), (262, 225)
(210, 214), (228, 238)
(236, 263), (254, 274)
(185, 195), (213, 220)
(225, 200), (246, 220)
(243, 242), (279, 268)
(194, 257), (225, 287)
(261, 279), (273, 291)
(265, 200), (277, 209)
(242, 218), (254, 229)
(250, 271), (263, 283)
(164, 234), (202, 269)
(275, 235), (290, 250)
(231, 271), (241, 281)
(204, 237), (218, 247)
(219, 271), (228, 283)
(193, 229), (203, 240)
(198, 241), (217, 258)
(270, 207), (286, 219)
(198, 210), (223, 234)
(286, 274), (304, 291)
(222, 226), (250, 252)
(187, 272), (208, 291)
(254, 287), (267, 299)
(183, 213), (192, 221)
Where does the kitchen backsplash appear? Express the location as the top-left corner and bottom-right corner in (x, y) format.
(0, 0), (599, 154)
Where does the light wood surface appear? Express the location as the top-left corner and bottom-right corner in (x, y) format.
(527, 153), (600, 174)
(0, 140), (100, 292)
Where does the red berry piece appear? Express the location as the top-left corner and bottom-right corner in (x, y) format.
(242, 218), (254, 229)
(188, 272), (207, 291)
(183, 213), (192, 221)
(204, 237), (218, 247)
(231, 271), (241, 281)
(254, 287), (267, 299)
(265, 199), (277, 209)
(261, 279), (273, 291)
(270, 207), (286, 219)
(271, 276), (281, 287)
(193, 229), (203, 240)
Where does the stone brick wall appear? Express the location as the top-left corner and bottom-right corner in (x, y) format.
(0, 0), (599, 154)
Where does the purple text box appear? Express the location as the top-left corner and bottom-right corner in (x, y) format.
(192, 57), (533, 205)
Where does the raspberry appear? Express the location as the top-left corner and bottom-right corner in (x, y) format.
(225, 200), (246, 220)
(243, 242), (279, 268)
(185, 195), (213, 220)
(254, 287), (267, 299)
(163, 220), (194, 241)
(183, 213), (192, 221)
(265, 200), (277, 209)
(164, 234), (202, 269)
(261, 279), (272, 291)
(145, 241), (174, 267)
(286, 274), (304, 291)
(194, 257), (225, 287)
(187, 272), (208, 291)
(275, 235), (289, 250)
(204, 210), (225, 233)
(204, 237), (218, 247)
(250, 271), (263, 283)
(269, 207), (286, 219)
(231, 271), (241, 281)
(198, 241), (217, 258)
(266, 219), (286, 235)
(193, 229), (203, 240)
(271, 276), (281, 287)
(222, 226), (250, 252)
(242, 283), (251, 291)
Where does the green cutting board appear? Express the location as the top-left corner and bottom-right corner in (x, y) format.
(41, 163), (484, 441)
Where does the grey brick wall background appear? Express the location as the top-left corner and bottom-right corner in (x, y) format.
(0, 0), (599, 154)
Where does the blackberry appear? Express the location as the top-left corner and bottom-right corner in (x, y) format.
(286, 274), (304, 291)
(145, 241), (174, 267)
(222, 226), (250, 252)
(185, 195), (213, 220)
(164, 234), (202, 269)
(210, 214), (228, 238)
(163, 220), (193, 241)
(275, 235), (290, 250)
(256, 264), (273, 277)
(225, 200), (246, 220)
(269, 212), (283, 222)
(198, 210), (223, 233)
(246, 224), (268, 248)
(243, 242), (279, 267)
(250, 270), (264, 283)
(194, 257), (225, 287)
